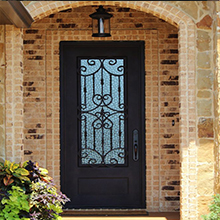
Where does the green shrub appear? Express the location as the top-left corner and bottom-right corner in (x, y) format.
(0, 186), (29, 220)
(202, 194), (220, 220)
(0, 160), (69, 220)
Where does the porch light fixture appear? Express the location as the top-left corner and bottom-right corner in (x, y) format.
(89, 5), (113, 37)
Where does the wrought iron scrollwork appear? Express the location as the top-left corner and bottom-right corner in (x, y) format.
(78, 58), (127, 166)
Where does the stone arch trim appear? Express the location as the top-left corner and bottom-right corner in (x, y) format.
(26, 1), (197, 219)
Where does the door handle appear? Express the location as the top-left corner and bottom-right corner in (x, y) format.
(133, 129), (139, 161)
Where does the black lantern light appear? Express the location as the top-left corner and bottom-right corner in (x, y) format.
(89, 5), (113, 37)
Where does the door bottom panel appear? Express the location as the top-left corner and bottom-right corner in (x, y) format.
(78, 178), (129, 195)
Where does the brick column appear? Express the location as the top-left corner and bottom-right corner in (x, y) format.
(0, 25), (6, 162)
(5, 25), (24, 163)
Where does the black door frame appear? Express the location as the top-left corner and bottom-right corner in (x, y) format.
(60, 41), (146, 209)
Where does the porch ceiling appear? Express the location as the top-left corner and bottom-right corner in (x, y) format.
(0, 1), (33, 27)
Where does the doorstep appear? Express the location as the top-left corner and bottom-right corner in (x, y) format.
(62, 212), (180, 220)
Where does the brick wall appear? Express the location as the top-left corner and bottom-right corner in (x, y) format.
(23, 6), (179, 212)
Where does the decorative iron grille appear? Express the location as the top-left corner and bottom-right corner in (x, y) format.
(78, 58), (127, 165)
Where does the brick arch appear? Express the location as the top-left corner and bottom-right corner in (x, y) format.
(27, 1), (192, 27)
(26, 1), (197, 219)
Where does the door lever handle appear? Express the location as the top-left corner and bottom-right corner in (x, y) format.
(133, 129), (139, 161)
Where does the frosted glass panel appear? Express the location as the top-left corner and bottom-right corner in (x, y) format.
(79, 58), (126, 165)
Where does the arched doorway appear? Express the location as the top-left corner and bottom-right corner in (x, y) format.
(23, 1), (197, 217)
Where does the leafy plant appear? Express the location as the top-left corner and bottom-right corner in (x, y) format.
(0, 189), (9, 213)
(0, 160), (31, 219)
(24, 160), (52, 184)
(25, 160), (70, 220)
(29, 180), (69, 220)
(0, 160), (30, 190)
(202, 194), (220, 220)
(0, 186), (30, 220)
(0, 160), (70, 220)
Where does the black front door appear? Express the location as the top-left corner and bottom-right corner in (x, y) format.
(60, 41), (145, 209)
